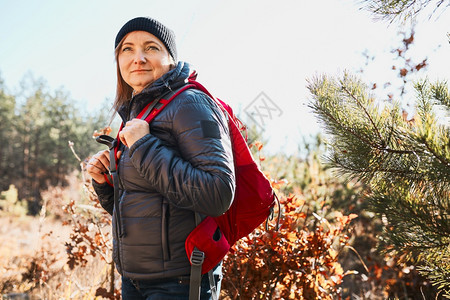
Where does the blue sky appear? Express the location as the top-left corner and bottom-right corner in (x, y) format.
(0, 0), (448, 154)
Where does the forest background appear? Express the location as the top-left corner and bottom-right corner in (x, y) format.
(0, 0), (449, 299)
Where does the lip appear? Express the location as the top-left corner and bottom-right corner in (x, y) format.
(131, 69), (151, 73)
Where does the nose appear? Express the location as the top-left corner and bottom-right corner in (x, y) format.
(134, 50), (146, 64)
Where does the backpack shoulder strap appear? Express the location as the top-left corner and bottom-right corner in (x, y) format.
(140, 84), (195, 123)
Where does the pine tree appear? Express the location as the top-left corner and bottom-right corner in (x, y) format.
(307, 73), (449, 296)
(0, 76), (17, 191)
(362, 0), (449, 22)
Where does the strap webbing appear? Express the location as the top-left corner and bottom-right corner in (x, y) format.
(189, 213), (203, 300)
(109, 147), (124, 238)
(139, 97), (163, 121)
(189, 248), (204, 300)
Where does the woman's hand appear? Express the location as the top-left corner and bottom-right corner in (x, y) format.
(119, 118), (150, 148)
(87, 150), (111, 184)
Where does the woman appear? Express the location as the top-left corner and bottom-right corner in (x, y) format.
(86, 17), (235, 299)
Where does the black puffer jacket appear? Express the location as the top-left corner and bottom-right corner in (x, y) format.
(93, 62), (235, 280)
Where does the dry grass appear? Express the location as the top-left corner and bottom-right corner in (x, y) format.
(0, 173), (119, 300)
(0, 215), (117, 299)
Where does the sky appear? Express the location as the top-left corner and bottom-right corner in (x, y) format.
(0, 0), (448, 155)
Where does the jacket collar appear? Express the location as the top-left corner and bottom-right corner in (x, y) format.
(118, 61), (192, 122)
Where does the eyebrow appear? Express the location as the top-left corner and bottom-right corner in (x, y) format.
(122, 41), (161, 46)
(144, 41), (161, 47)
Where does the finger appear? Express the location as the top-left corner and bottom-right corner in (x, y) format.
(131, 118), (149, 127)
(90, 158), (108, 174)
(119, 132), (128, 147)
(117, 150), (122, 159)
(124, 120), (135, 128)
(86, 151), (111, 184)
(87, 166), (106, 184)
(86, 161), (107, 176)
(97, 151), (111, 168)
(126, 118), (146, 128)
(128, 118), (142, 123)
(92, 151), (110, 169)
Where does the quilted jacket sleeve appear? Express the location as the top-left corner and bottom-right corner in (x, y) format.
(92, 180), (114, 216)
(128, 90), (235, 217)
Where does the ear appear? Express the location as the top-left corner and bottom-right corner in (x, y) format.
(168, 55), (176, 69)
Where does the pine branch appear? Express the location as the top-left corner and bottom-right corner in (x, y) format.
(423, 138), (450, 167)
(313, 105), (376, 150)
(372, 185), (450, 239)
(330, 153), (423, 178)
(432, 80), (450, 109)
(340, 84), (384, 145)
(311, 80), (418, 158)
(386, 111), (400, 152)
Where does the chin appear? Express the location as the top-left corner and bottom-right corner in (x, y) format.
(133, 80), (152, 90)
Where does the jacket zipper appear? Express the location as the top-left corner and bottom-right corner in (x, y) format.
(115, 142), (127, 272)
(161, 201), (170, 261)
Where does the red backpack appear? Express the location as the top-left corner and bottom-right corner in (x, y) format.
(182, 74), (279, 300)
(98, 72), (279, 300)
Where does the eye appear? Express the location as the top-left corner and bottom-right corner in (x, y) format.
(146, 45), (159, 51)
(122, 47), (132, 52)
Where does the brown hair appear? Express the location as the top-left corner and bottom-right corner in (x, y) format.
(113, 38), (134, 113)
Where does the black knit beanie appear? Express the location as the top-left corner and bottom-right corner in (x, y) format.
(115, 17), (177, 61)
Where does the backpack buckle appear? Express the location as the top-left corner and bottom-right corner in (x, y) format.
(95, 134), (116, 150)
(190, 248), (205, 266)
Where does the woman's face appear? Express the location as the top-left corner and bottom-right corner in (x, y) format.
(118, 31), (172, 94)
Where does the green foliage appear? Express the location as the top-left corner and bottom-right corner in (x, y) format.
(0, 73), (111, 214)
(362, 0), (448, 23)
(308, 73), (450, 295)
(0, 80), (17, 190)
(0, 185), (28, 216)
